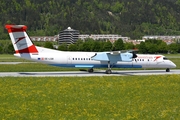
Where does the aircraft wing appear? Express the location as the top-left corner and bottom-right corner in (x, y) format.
(91, 51), (135, 62)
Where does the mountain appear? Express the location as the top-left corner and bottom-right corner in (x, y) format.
(0, 0), (180, 39)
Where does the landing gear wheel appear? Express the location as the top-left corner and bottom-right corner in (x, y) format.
(106, 69), (112, 74)
(105, 61), (112, 74)
(88, 68), (94, 73)
(166, 68), (170, 72)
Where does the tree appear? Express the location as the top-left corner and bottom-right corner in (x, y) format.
(103, 40), (112, 51)
(145, 41), (158, 54)
(7, 44), (14, 54)
(68, 44), (78, 51)
(113, 39), (124, 51)
(138, 42), (147, 53)
(168, 43), (179, 53)
(157, 41), (168, 53)
(178, 44), (180, 53)
(92, 41), (102, 52)
(81, 39), (94, 51)
(75, 39), (84, 51)
(58, 43), (68, 51)
(124, 42), (135, 50)
(44, 42), (53, 49)
(0, 45), (2, 54)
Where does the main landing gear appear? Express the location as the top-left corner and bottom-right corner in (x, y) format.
(166, 68), (170, 72)
(88, 68), (94, 73)
(106, 61), (112, 74)
(88, 61), (113, 74)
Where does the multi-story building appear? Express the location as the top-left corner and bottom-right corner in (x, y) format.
(58, 27), (79, 45)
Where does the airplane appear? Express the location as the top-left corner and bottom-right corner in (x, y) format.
(5, 24), (176, 74)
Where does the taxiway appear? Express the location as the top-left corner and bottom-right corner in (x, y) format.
(0, 69), (179, 77)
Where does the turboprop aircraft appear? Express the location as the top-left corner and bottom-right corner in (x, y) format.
(5, 25), (176, 74)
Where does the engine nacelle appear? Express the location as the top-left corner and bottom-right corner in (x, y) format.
(120, 52), (133, 62)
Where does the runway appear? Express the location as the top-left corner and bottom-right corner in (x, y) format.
(0, 69), (180, 77)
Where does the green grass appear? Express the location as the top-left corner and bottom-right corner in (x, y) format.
(0, 54), (30, 62)
(0, 75), (180, 119)
(0, 63), (80, 72)
(162, 54), (180, 58)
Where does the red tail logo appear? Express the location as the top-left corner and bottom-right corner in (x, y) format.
(15, 36), (26, 44)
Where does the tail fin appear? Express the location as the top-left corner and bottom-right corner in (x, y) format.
(5, 25), (38, 54)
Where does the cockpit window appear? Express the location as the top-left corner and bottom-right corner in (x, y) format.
(163, 57), (168, 60)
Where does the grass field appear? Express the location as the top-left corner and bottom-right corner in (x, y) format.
(0, 75), (180, 119)
(0, 54), (180, 119)
(0, 54), (30, 62)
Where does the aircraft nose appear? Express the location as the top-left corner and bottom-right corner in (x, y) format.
(170, 62), (176, 68)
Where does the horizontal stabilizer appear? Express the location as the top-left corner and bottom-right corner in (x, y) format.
(5, 25), (27, 33)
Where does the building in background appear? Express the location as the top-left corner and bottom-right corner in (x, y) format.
(30, 28), (178, 45)
(30, 35), (58, 42)
(142, 35), (178, 44)
(79, 34), (129, 43)
(58, 27), (79, 45)
(142, 35), (180, 40)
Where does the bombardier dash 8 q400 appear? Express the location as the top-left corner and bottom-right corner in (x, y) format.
(5, 25), (176, 74)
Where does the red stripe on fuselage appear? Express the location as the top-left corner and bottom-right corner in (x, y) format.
(5, 25), (27, 33)
(154, 56), (161, 61)
(15, 45), (38, 53)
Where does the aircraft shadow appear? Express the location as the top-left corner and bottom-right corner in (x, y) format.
(18, 70), (167, 76)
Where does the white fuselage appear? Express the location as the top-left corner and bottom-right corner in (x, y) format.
(14, 47), (176, 69)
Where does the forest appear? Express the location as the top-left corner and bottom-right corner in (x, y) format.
(0, 0), (180, 39)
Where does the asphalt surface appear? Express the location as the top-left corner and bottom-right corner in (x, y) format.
(0, 69), (179, 77)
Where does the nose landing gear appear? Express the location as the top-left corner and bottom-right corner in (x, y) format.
(166, 68), (170, 72)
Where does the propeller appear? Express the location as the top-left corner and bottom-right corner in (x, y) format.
(128, 49), (138, 59)
(132, 51), (137, 58)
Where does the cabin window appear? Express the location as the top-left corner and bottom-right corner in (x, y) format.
(78, 58), (80, 60)
(75, 58), (77, 60)
(73, 58), (74, 60)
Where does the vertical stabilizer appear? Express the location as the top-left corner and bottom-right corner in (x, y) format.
(5, 25), (38, 54)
